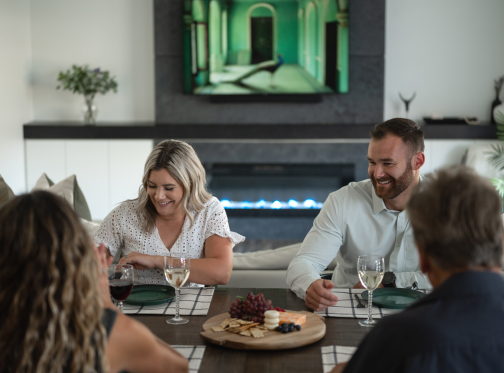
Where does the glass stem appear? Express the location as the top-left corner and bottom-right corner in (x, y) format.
(119, 301), (123, 312)
(175, 289), (180, 319)
(367, 290), (373, 323)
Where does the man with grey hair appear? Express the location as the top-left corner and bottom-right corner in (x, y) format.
(332, 165), (504, 373)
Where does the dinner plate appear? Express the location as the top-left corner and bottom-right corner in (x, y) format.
(361, 288), (424, 309)
(124, 285), (175, 306)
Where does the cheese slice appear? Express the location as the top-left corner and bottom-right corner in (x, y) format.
(278, 312), (306, 326)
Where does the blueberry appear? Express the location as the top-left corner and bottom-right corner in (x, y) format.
(282, 328), (289, 333)
(295, 325), (301, 331)
(288, 325), (295, 332)
(275, 326), (282, 332)
(289, 323), (295, 328)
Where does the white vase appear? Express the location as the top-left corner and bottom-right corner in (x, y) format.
(494, 104), (504, 125)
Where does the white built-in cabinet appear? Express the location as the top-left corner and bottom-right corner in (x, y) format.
(420, 139), (499, 175)
(25, 140), (153, 220)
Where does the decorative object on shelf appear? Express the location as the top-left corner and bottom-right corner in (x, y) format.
(423, 116), (480, 125)
(57, 65), (118, 125)
(491, 76), (504, 124)
(494, 104), (504, 126)
(399, 92), (416, 119)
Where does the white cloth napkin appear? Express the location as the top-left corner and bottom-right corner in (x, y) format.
(315, 288), (429, 319)
(122, 287), (214, 316)
(172, 345), (206, 373)
(321, 345), (357, 373)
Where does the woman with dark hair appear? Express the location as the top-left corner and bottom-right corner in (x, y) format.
(0, 191), (188, 373)
(93, 139), (244, 286)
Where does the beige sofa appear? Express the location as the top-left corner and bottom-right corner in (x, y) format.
(222, 243), (337, 289)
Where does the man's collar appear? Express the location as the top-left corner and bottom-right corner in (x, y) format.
(408, 271), (504, 309)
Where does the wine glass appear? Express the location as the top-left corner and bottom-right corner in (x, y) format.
(164, 256), (191, 325)
(108, 264), (134, 311)
(357, 255), (385, 327)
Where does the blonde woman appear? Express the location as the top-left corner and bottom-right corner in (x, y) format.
(0, 191), (188, 373)
(93, 139), (244, 286)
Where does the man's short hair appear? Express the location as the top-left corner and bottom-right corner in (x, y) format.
(407, 165), (503, 270)
(370, 118), (425, 155)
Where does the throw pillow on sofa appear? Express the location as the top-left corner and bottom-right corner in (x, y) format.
(32, 173), (92, 221)
(0, 174), (15, 206)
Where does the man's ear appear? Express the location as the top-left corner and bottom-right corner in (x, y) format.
(416, 241), (431, 274)
(412, 152), (425, 171)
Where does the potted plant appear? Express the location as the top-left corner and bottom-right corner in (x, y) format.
(57, 65), (118, 124)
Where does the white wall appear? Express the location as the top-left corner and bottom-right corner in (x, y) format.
(384, 0), (504, 123)
(29, 0), (155, 122)
(0, 0), (33, 194)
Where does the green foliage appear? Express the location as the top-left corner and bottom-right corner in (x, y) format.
(495, 112), (504, 134)
(488, 122), (504, 207)
(490, 178), (504, 200)
(56, 65), (118, 98)
(486, 144), (504, 171)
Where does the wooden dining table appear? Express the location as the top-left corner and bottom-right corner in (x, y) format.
(131, 287), (370, 373)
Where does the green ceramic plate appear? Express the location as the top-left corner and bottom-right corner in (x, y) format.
(361, 288), (425, 309)
(124, 285), (175, 306)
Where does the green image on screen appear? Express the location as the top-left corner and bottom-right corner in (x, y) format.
(182, 0), (349, 95)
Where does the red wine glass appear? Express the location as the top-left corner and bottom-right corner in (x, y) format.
(108, 264), (134, 311)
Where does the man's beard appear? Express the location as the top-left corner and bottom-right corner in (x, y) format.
(370, 161), (414, 200)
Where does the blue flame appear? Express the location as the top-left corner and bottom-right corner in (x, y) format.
(220, 198), (323, 209)
(303, 199), (317, 208)
(287, 199), (298, 208)
(271, 200), (282, 209)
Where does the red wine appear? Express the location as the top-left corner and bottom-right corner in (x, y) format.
(109, 279), (133, 301)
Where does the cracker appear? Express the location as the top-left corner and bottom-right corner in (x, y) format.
(250, 328), (264, 338)
(239, 330), (252, 337)
(211, 326), (225, 332)
(237, 319), (253, 325)
(220, 319), (230, 329)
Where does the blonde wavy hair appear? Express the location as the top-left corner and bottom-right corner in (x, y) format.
(136, 139), (212, 233)
(0, 191), (107, 373)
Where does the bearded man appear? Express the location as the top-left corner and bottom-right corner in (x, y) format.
(286, 118), (431, 311)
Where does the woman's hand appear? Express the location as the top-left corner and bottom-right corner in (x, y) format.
(94, 243), (114, 308)
(118, 252), (163, 271)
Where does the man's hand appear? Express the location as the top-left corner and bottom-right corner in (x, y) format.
(330, 362), (348, 373)
(352, 281), (384, 289)
(118, 252), (162, 271)
(305, 279), (339, 311)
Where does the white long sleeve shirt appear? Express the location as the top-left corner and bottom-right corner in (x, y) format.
(286, 179), (431, 299)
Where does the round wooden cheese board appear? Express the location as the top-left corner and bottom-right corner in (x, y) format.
(200, 310), (326, 350)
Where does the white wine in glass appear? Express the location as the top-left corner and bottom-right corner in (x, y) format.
(357, 255), (385, 327)
(164, 256), (190, 325)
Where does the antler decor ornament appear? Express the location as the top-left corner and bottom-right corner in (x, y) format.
(57, 65), (118, 125)
(399, 92), (416, 119)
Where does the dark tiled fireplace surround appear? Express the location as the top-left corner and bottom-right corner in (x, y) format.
(186, 141), (369, 252)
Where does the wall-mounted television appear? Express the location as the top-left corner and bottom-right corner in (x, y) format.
(182, 0), (349, 97)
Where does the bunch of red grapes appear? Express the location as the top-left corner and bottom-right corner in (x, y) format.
(229, 292), (277, 323)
